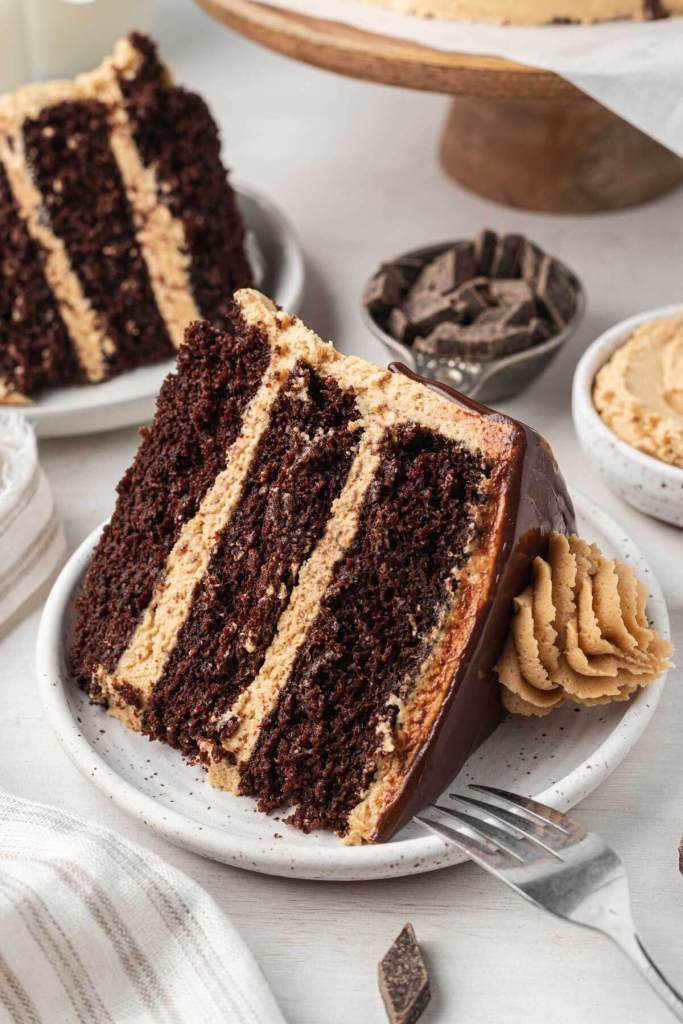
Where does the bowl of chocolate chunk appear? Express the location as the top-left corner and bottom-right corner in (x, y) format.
(362, 230), (584, 404)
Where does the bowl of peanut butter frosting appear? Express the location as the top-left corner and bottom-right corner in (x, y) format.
(572, 305), (683, 528)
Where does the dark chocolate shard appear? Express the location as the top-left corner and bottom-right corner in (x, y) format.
(490, 233), (525, 279)
(529, 316), (555, 344)
(416, 321), (531, 361)
(388, 306), (410, 344)
(536, 257), (577, 328)
(391, 255), (425, 291)
(448, 277), (491, 320)
(404, 292), (456, 335)
(378, 923), (431, 1024)
(474, 228), (498, 276)
(412, 242), (476, 295)
(679, 835), (683, 874)
(520, 238), (545, 285)
(489, 279), (535, 306)
(413, 321), (462, 357)
(364, 268), (404, 318)
(477, 299), (536, 329)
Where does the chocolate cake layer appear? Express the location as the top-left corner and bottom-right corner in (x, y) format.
(22, 99), (174, 376)
(0, 161), (78, 399)
(143, 362), (361, 758)
(118, 34), (252, 328)
(71, 313), (269, 687)
(240, 424), (491, 835)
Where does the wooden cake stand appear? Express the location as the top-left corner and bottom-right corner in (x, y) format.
(196, 0), (683, 212)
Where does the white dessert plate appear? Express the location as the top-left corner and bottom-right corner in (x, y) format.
(36, 490), (670, 881)
(19, 183), (305, 439)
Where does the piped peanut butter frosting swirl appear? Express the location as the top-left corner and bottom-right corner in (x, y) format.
(496, 533), (673, 717)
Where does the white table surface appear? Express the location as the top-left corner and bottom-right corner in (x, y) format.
(2, 3), (683, 1022)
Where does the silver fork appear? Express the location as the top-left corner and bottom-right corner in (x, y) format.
(416, 785), (683, 1021)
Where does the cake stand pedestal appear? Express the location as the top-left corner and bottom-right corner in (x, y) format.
(195, 0), (683, 213)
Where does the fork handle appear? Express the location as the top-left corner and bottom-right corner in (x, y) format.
(611, 930), (683, 1021)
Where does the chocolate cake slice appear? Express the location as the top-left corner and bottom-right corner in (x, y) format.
(71, 289), (573, 844)
(0, 33), (251, 404)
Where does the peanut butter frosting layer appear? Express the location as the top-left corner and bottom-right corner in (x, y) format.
(594, 315), (683, 469)
(496, 533), (673, 717)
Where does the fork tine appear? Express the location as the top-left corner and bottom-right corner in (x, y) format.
(449, 794), (569, 855)
(415, 805), (522, 872)
(467, 785), (587, 839)
(432, 805), (561, 864)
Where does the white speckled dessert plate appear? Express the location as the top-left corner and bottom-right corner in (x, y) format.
(36, 491), (670, 881)
(20, 183), (305, 439)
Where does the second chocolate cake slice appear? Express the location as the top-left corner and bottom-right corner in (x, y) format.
(71, 289), (573, 844)
(0, 33), (251, 403)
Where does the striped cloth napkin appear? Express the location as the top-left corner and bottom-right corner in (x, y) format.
(0, 412), (65, 628)
(0, 791), (286, 1024)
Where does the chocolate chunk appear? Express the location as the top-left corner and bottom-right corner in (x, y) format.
(414, 321), (463, 357)
(489, 279), (535, 306)
(490, 233), (525, 279)
(416, 321), (531, 361)
(412, 242), (476, 295)
(536, 257), (577, 328)
(448, 277), (491, 320)
(378, 923), (430, 1024)
(364, 268), (404, 318)
(477, 299), (536, 328)
(520, 239), (545, 285)
(391, 255), (425, 291)
(451, 300), (471, 323)
(529, 316), (555, 344)
(404, 291), (456, 335)
(388, 307), (410, 344)
(474, 228), (498, 276)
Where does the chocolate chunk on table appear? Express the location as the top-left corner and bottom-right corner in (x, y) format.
(363, 267), (405, 318)
(378, 923), (431, 1024)
(536, 256), (578, 328)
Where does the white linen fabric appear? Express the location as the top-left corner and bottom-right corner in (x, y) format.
(0, 413), (65, 628)
(0, 790), (287, 1024)
(256, 0), (683, 158)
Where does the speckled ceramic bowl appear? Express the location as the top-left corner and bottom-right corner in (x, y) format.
(572, 305), (683, 528)
(361, 241), (585, 405)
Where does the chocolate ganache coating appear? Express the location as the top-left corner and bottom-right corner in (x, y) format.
(371, 364), (575, 842)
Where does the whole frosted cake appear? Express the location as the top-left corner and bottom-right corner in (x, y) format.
(364, 0), (678, 23)
(71, 289), (573, 844)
